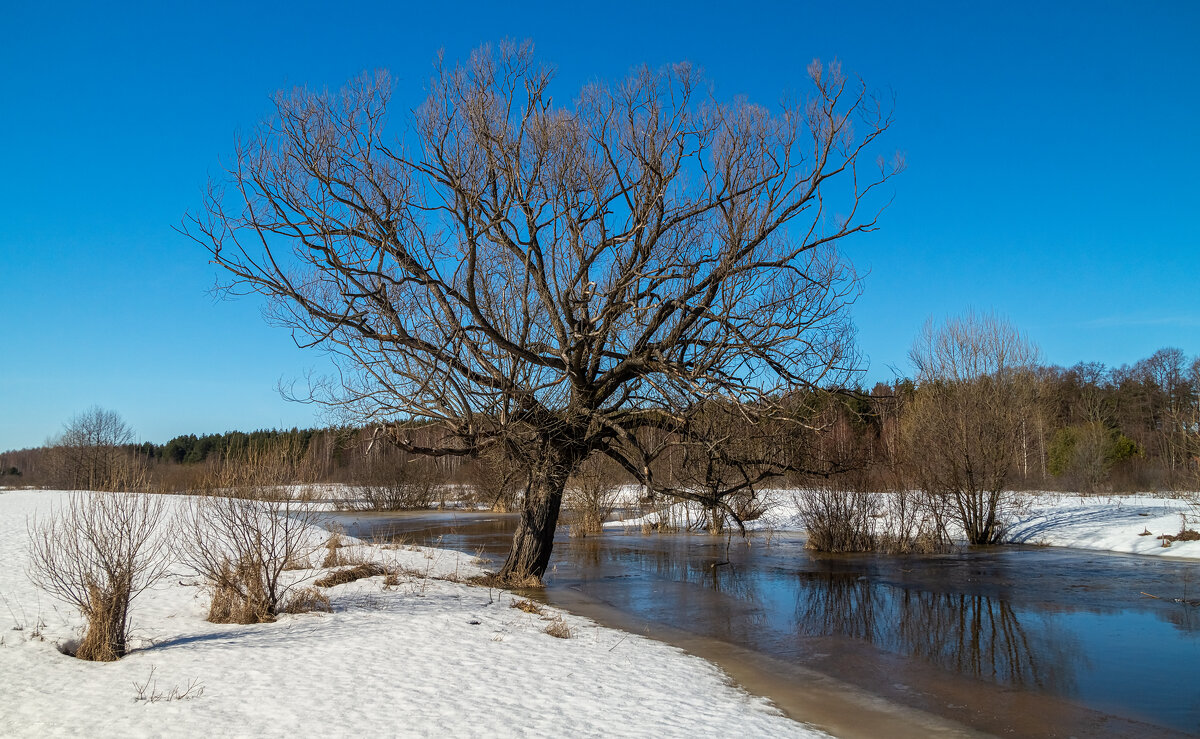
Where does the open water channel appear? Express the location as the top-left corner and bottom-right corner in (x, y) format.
(327, 510), (1200, 738)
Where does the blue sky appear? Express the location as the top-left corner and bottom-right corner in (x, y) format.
(2, 1), (1197, 450)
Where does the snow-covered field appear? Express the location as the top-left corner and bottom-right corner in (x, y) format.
(0, 490), (821, 738)
(606, 489), (1200, 560)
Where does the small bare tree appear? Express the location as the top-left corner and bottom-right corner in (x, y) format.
(27, 492), (170, 660)
(178, 454), (323, 623)
(184, 42), (900, 582)
(46, 407), (139, 491)
(903, 312), (1040, 545)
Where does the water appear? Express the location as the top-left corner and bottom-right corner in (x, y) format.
(329, 510), (1200, 737)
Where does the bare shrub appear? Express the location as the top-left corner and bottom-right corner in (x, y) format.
(26, 492), (170, 661)
(795, 483), (878, 553)
(465, 445), (530, 512)
(903, 312), (1041, 545)
(314, 563), (387, 588)
(179, 455), (323, 624)
(132, 666), (206, 702)
(875, 488), (951, 554)
(344, 446), (439, 511)
(566, 456), (621, 537)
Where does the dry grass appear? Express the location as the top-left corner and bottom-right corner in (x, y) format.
(281, 587), (332, 614)
(282, 554), (313, 571)
(469, 572), (543, 589)
(543, 616), (571, 639)
(207, 559), (273, 624)
(314, 563), (387, 588)
(1158, 528), (1200, 544)
(510, 598), (544, 616)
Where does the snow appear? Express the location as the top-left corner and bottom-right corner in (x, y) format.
(606, 489), (1200, 560)
(0, 490), (822, 738)
(1006, 493), (1200, 558)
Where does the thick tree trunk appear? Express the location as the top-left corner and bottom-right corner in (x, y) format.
(497, 444), (576, 583)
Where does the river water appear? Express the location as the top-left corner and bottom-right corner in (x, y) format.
(328, 510), (1200, 738)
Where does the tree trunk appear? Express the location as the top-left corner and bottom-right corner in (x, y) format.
(497, 444), (576, 583)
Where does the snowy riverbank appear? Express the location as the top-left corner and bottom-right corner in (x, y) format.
(606, 489), (1200, 560)
(0, 490), (821, 738)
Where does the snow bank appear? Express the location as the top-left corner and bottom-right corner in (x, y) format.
(0, 490), (821, 738)
(1006, 493), (1200, 558)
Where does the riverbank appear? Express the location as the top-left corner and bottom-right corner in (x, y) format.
(605, 490), (1200, 560)
(0, 490), (821, 738)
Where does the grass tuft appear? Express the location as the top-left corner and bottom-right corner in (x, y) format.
(510, 598), (544, 616)
(315, 563), (387, 588)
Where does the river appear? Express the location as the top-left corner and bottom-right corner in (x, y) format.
(327, 510), (1200, 738)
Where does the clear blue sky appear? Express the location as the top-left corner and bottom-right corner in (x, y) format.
(2, 0), (1197, 450)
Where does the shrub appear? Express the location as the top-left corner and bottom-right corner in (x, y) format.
(179, 456), (323, 624)
(565, 456), (621, 536)
(794, 484), (878, 553)
(26, 492), (170, 661)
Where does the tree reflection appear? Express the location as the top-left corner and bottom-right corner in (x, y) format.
(793, 573), (1080, 692)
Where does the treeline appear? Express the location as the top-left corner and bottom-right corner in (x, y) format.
(803, 347), (1199, 495)
(0, 421), (468, 495)
(2, 346), (1197, 498)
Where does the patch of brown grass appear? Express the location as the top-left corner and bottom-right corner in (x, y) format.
(315, 563), (387, 588)
(543, 616), (571, 639)
(510, 598), (544, 616)
(469, 572), (543, 589)
(1158, 528), (1200, 543)
(281, 587), (332, 614)
(282, 554), (312, 571)
(207, 559), (273, 624)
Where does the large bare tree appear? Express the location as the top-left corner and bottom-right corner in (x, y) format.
(184, 42), (900, 582)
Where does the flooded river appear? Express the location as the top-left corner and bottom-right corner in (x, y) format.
(329, 510), (1200, 737)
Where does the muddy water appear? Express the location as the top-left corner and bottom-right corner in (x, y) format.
(330, 510), (1200, 738)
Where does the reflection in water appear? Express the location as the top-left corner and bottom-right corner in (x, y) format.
(335, 511), (1200, 735)
(792, 573), (1079, 691)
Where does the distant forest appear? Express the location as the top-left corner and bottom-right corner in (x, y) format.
(2, 347), (1197, 496)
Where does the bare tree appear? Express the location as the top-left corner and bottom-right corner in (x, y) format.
(184, 42), (900, 582)
(903, 312), (1040, 544)
(48, 407), (139, 491)
(27, 492), (170, 660)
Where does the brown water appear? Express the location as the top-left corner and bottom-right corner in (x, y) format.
(329, 510), (1200, 738)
